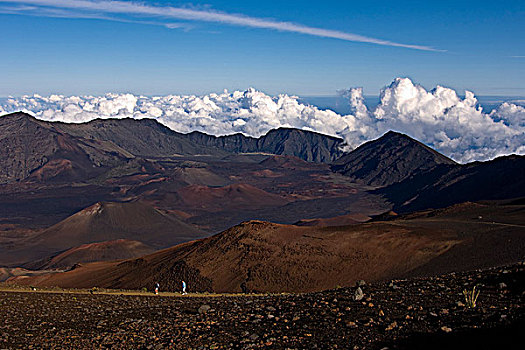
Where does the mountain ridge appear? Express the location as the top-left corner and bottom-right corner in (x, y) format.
(1, 113), (346, 175)
(331, 131), (457, 187)
(184, 127), (345, 162)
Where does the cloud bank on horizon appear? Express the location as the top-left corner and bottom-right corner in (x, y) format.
(1, 78), (524, 163)
(0, 0), (441, 51)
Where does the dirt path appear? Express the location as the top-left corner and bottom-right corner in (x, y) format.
(0, 285), (266, 298)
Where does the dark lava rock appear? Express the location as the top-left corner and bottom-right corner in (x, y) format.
(198, 304), (211, 314)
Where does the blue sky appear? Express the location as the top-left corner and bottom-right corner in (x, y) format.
(0, 0), (524, 96)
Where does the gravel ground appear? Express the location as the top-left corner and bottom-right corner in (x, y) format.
(1, 263), (524, 349)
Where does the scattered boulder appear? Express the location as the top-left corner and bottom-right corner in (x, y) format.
(441, 326), (452, 333)
(198, 305), (211, 315)
(385, 321), (398, 331)
(354, 287), (364, 301)
(388, 282), (400, 290)
(356, 280), (367, 287)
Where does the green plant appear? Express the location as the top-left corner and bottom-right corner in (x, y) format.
(462, 286), (480, 308)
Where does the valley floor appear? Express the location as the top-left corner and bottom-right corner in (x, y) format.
(1, 263), (524, 349)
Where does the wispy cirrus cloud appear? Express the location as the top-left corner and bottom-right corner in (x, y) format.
(0, 0), (444, 51)
(0, 4), (193, 30)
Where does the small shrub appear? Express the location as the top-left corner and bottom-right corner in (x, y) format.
(142, 287), (148, 293)
(462, 286), (480, 308)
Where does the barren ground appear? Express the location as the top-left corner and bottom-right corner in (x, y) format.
(1, 263), (524, 349)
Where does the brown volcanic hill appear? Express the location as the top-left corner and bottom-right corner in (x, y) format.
(26, 201), (206, 256)
(379, 155), (525, 212)
(331, 131), (457, 187)
(19, 201), (524, 293)
(26, 239), (155, 270)
(8, 220), (454, 292)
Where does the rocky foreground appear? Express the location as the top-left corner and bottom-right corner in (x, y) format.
(1, 263), (524, 350)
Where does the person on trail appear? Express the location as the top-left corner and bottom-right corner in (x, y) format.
(182, 280), (187, 295)
(155, 282), (160, 295)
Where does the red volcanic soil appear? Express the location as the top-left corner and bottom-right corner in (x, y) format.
(14, 201), (525, 293)
(171, 167), (230, 187)
(28, 159), (75, 182)
(250, 169), (283, 178)
(176, 183), (289, 211)
(27, 239), (155, 270)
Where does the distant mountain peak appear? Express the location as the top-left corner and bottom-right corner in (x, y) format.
(332, 130), (456, 187)
(1, 111), (39, 124)
(383, 130), (408, 137)
(1, 111), (32, 118)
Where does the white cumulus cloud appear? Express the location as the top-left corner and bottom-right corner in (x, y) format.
(1, 78), (524, 163)
(348, 78), (525, 162)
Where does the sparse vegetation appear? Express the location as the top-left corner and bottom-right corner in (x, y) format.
(462, 286), (480, 308)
